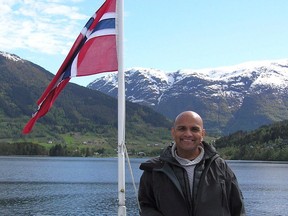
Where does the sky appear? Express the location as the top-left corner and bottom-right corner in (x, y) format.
(1, 0), (288, 87)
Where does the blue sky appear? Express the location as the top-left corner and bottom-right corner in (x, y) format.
(1, 0), (287, 86)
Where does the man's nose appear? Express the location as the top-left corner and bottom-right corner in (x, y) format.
(183, 129), (193, 136)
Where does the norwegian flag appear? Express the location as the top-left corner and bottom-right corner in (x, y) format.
(23, 0), (118, 134)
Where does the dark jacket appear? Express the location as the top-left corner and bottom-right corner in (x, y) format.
(138, 142), (245, 216)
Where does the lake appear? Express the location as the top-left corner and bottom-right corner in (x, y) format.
(0, 156), (287, 215)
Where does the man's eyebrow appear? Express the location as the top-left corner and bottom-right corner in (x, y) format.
(175, 125), (186, 129)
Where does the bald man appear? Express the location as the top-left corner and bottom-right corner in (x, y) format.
(138, 111), (245, 216)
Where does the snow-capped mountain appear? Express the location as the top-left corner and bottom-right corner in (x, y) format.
(0, 51), (24, 62)
(88, 59), (288, 135)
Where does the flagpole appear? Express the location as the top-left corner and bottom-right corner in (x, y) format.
(117, 0), (126, 215)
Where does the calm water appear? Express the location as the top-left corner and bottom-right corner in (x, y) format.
(0, 157), (287, 216)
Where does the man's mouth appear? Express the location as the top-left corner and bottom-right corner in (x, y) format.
(181, 139), (195, 142)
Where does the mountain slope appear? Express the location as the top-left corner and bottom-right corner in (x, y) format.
(214, 120), (288, 160)
(88, 60), (288, 135)
(0, 51), (172, 145)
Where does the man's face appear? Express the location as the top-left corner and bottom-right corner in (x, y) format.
(171, 113), (205, 159)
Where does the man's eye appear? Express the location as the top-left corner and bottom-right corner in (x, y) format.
(177, 127), (186, 131)
(191, 127), (200, 132)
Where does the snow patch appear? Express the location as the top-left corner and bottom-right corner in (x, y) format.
(0, 51), (23, 62)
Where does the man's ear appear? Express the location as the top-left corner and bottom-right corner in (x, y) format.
(201, 129), (206, 140)
(171, 127), (175, 139)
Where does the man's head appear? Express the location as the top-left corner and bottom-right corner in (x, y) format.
(171, 111), (206, 160)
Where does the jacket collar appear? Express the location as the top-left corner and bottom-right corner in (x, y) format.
(160, 141), (217, 164)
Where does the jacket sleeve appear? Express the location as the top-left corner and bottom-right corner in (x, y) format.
(229, 172), (246, 216)
(138, 170), (164, 216)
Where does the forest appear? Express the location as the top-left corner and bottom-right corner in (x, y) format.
(215, 120), (288, 161)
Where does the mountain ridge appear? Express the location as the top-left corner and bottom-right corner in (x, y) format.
(88, 59), (288, 135)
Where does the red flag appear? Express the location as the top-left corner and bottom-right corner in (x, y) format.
(23, 0), (117, 134)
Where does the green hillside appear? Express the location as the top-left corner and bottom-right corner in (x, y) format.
(0, 53), (172, 156)
(215, 120), (288, 161)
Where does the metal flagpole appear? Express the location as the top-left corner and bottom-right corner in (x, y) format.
(116, 0), (126, 215)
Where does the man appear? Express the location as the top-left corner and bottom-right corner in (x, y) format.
(138, 111), (245, 216)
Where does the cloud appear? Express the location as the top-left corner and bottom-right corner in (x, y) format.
(0, 0), (89, 55)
